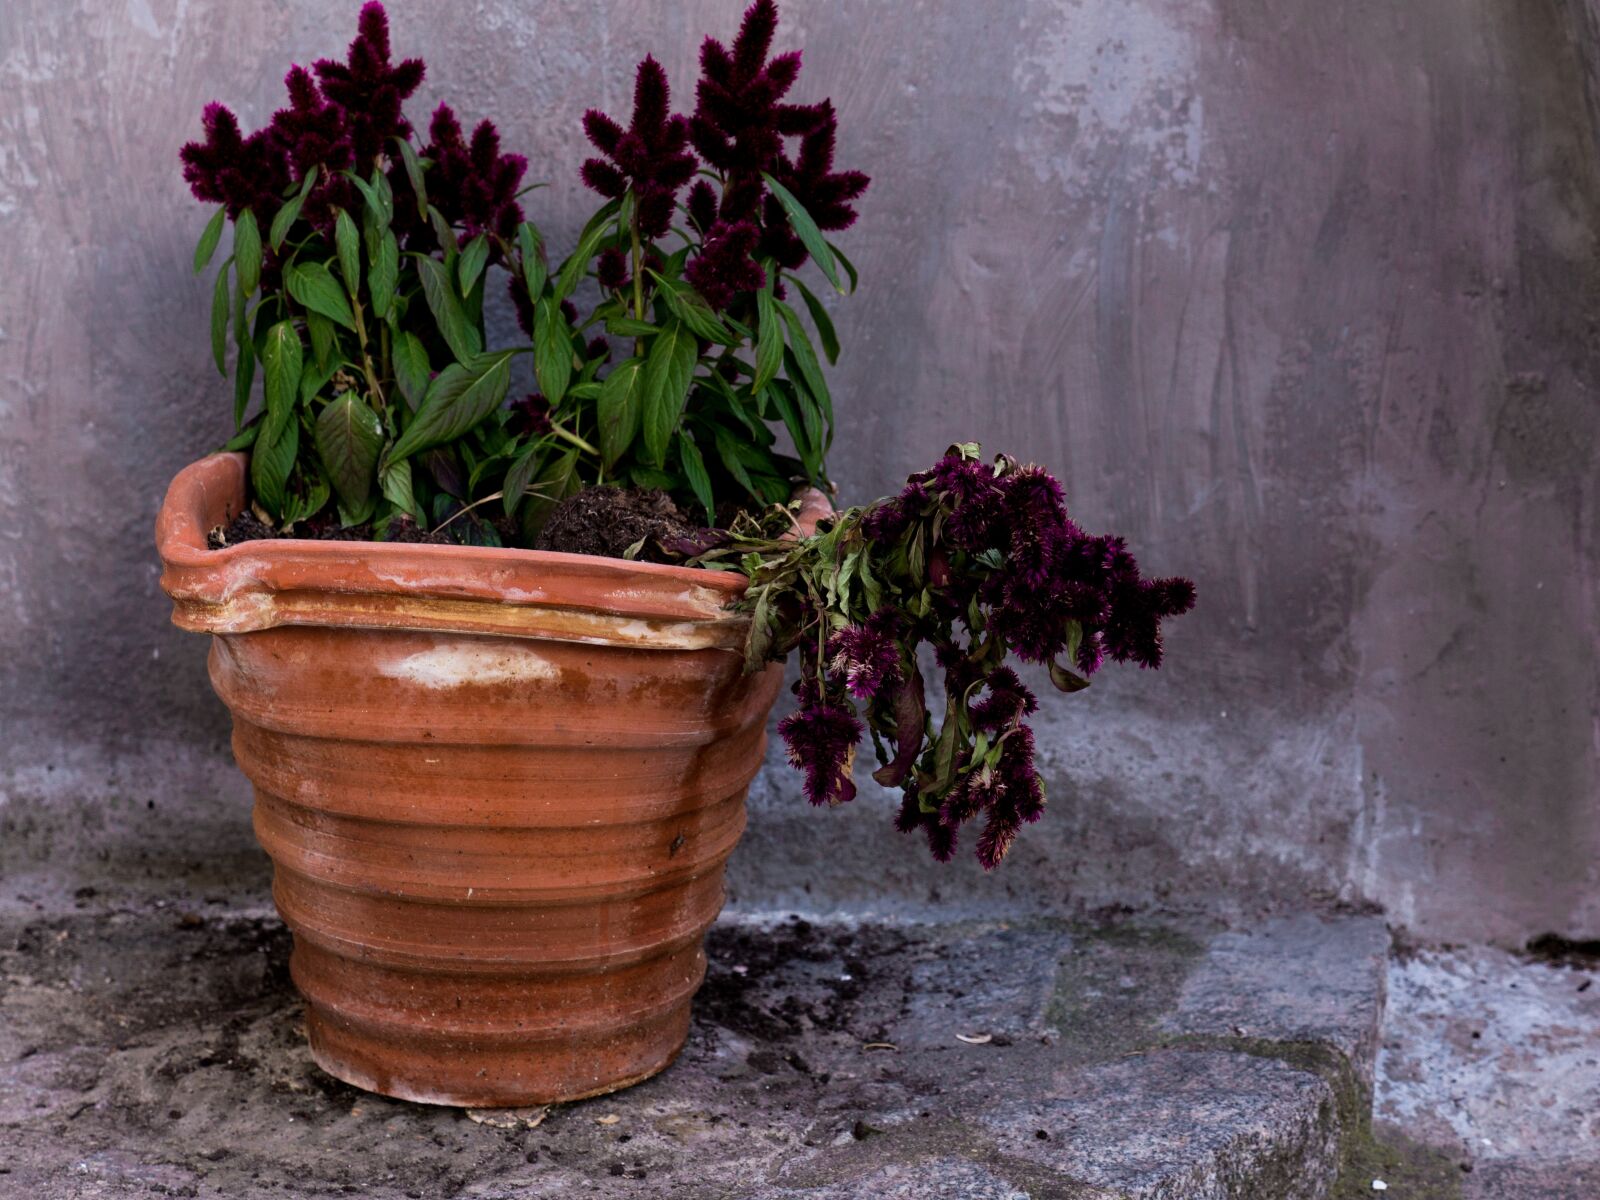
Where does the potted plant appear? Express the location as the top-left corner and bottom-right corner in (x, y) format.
(156, 1), (1193, 1108)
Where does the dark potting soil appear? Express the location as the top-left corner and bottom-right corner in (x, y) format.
(206, 510), (459, 549)
(205, 487), (711, 561)
(534, 487), (702, 563)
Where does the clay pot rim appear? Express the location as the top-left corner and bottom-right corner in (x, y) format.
(161, 451), (830, 590)
(156, 452), (830, 641)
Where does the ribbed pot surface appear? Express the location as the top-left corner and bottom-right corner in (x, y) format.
(156, 454), (823, 1106)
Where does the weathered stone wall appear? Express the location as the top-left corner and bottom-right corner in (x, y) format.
(3, 0), (1597, 943)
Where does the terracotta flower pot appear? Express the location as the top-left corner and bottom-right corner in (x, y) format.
(155, 453), (826, 1106)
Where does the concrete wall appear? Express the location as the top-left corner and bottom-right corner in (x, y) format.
(3, 0), (1597, 944)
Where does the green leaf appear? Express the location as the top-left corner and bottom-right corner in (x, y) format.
(458, 234), (490, 299)
(605, 315), (661, 338)
(554, 197), (622, 302)
(260, 320), (304, 431)
(380, 457), (418, 519)
(597, 356), (644, 469)
(761, 172), (842, 292)
(827, 240), (860, 294)
(393, 137), (428, 220)
(777, 300), (833, 433)
(427, 205), (459, 257)
(232, 329), (256, 429)
(652, 271), (738, 345)
(334, 209), (361, 293)
(209, 259), (231, 376)
(391, 332), (431, 410)
(315, 392), (384, 508)
(789, 275), (840, 364)
(269, 166), (318, 251)
(534, 300), (573, 406)
(770, 381), (820, 481)
(386, 351), (513, 463)
(641, 321), (699, 467)
(221, 419), (259, 452)
(1049, 659), (1092, 693)
(305, 311), (337, 372)
(286, 261), (357, 331)
(194, 206), (227, 274)
(234, 210), (261, 296)
(369, 230), (399, 320)
(754, 281), (784, 393)
(299, 349), (340, 404)
(677, 434), (714, 523)
(745, 588), (775, 673)
(251, 321), (304, 517)
(713, 425), (758, 498)
(416, 256), (482, 363)
(501, 445), (541, 518)
(250, 407), (298, 518)
(518, 222), (547, 302)
(344, 169), (391, 232)
(924, 694), (962, 798)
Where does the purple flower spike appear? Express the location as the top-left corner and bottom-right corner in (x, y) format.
(423, 104), (528, 244)
(180, 103), (291, 222)
(777, 688), (862, 807)
(826, 610), (903, 702)
(580, 55), (697, 242)
(312, 1), (424, 170)
(683, 220), (766, 310)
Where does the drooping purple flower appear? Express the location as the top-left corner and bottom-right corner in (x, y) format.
(974, 810), (1019, 871)
(826, 610), (902, 701)
(924, 816), (958, 863)
(1102, 574), (1197, 669)
(968, 666), (1038, 732)
(180, 103), (291, 221)
(777, 685), (862, 807)
(311, 2), (424, 169)
(683, 220), (767, 310)
(422, 104), (528, 244)
(931, 452), (1006, 552)
(581, 56), (697, 242)
(861, 479), (928, 544)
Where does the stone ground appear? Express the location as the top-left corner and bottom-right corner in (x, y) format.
(0, 896), (1593, 1199)
(1373, 941), (1600, 1200)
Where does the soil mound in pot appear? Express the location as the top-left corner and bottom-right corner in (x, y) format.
(535, 487), (701, 562)
(208, 511), (470, 548)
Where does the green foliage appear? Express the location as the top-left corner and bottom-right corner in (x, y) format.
(188, 21), (863, 546)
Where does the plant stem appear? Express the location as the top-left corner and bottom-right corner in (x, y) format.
(549, 420), (599, 458)
(349, 296), (386, 409)
(629, 201), (644, 324)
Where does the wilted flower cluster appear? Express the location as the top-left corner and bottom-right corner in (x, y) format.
(706, 446), (1195, 870)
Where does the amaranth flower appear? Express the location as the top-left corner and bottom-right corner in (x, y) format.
(581, 56), (697, 241)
